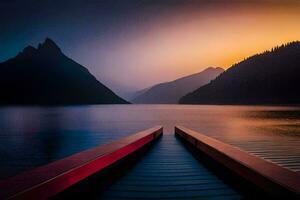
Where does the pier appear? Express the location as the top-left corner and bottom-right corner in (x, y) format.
(0, 126), (299, 199)
(0, 126), (162, 200)
(175, 126), (300, 198)
(98, 134), (241, 199)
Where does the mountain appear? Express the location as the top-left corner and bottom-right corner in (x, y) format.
(129, 87), (151, 101)
(179, 42), (300, 105)
(0, 38), (128, 105)
(132, 67), (224, 104)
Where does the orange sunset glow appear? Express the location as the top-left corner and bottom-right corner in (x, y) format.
(2, 1), (300, 92)
(84, 1), (300, 91)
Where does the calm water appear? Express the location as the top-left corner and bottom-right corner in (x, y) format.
(0, 105), (300, 179)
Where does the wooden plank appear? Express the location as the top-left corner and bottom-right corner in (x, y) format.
(100, 135), (241, 199)
(175, 126), (300, 198)
(0, 126), (163, 200)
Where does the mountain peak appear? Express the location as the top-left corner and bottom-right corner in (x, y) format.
(21, 45), (37, 56)
(179, 41), (300, 104)
(0, 38), (128, 105)
(132, 66), (224, 104)
(205, 67), (224, 71)
(38, 38), (61, 54)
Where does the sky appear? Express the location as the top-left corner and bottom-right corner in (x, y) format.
(1, 0), (300, 96)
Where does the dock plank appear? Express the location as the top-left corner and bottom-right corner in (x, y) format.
(0, 126), (162, 200)
(175, 126), (300, 198)
(98, 135), (242, 199)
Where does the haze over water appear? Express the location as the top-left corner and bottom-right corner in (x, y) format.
(1, 105), (300, 179)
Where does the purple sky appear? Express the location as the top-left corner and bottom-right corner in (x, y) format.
(1, 0), (300, 97)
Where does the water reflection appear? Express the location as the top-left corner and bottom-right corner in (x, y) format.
(0, 105), (299, 179)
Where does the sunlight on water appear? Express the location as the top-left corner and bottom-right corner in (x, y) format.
(0, 105), (299, 179)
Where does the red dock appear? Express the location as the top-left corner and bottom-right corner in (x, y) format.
(1, 125), (299, 199)
(0, 126), (163, 200)
(175, 126), (300, 198)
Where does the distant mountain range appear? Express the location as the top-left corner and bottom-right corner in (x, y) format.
(132, 67), (224, 104)
(0, 38), (128, 105)
(130, 87), (151, 101)
(180, 42), (300, 105)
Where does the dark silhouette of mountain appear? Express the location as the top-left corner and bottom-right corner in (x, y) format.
(132, 67), (224, 104)
(179, 42), (300, 105)
(0, 38), (128, 105)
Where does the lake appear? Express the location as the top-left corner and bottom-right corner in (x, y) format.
(0, 105), (300, 179)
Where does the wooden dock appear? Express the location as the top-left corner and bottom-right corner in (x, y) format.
(98, 134), (242, 199)
(1, 125), (299, 199)
(0, 126), (163, 200)
(175, 126), (300, 198)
